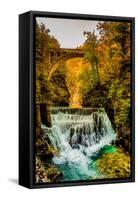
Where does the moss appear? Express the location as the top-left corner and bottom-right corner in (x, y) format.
(96, 149), (131, 179)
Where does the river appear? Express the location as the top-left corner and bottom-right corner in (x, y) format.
(42, 107), (116, 181)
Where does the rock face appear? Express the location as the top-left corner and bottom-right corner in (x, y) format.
(36, 128), (59, 157)
(36, 157), (49, 183)
(96, 149), (130, 178)
(116, 130), (131, 153)
(46, 165), (62, 182)
(35, 156), (62, 183)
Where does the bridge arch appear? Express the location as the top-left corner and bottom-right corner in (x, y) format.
(47, 52), (84, 81)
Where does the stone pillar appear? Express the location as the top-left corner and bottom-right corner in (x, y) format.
(40, 103), (52, 127)
(35, 103), (41, 139)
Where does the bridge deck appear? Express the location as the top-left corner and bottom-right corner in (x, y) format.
(48, 48), (84, 54)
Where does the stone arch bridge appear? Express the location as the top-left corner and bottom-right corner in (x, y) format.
(47, 48), (85, 81)
(36, 48), (85, 132)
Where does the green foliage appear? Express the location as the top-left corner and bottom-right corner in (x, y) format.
(83, 31), (100, 83)
(80, 70), (97, 95)
(82, 22), (131, 146)
(35, 21), (69, 106)
(96, 149), (131, 178)
(48, 77), (70, 106)
(35, 19), (131, 152)
(108, 79), (130, 129)
(36, 22), (60, 64)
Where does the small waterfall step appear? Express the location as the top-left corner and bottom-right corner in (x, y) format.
(50, 107), (105, 115)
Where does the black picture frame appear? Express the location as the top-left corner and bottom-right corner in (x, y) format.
(19, 10), (135, 189)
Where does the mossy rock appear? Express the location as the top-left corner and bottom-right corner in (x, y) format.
(36, 156), (50, 183)
(96, 149), (131, 179)
(46, 164), (62, 182)
(36, 156), (62, 183)
(36, 138), (59, 156)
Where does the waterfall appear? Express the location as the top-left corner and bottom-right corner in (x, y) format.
(42, 107), (116, 181)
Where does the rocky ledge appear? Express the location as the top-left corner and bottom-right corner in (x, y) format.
(96, 148), (130, 179)
(36, 156), (62, 183)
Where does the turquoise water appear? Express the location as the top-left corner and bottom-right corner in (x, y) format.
(56, 160), (98, 181)
(42, 108), (116, 181)
(54, 145), (117, 181)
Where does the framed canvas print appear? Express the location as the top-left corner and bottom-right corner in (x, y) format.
(19, 11), (135, 188)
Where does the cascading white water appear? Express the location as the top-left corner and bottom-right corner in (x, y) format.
(42, 107), (116, 181)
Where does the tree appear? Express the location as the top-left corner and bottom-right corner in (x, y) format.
(97, 21), (131, 151)
(35, 21), (70, 107)
(83, 31), (100, 83)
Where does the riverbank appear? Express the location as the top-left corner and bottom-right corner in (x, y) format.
(36, 156), (62, 183)
(95, 147), (130, 179)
